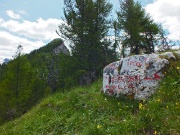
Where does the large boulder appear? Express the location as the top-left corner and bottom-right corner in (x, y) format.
(103, 53), (169, 100)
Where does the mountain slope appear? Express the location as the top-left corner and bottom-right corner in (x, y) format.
(0, 38), (71, 125)
(0, 55), (179, 135)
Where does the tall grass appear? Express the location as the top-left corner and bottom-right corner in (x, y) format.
(0, 54), (179, 135)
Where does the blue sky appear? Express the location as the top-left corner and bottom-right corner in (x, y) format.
(0, 0), (63, 20)
(0, 0), (180, 63)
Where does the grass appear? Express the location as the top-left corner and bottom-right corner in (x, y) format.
(0, 54), (179, 135)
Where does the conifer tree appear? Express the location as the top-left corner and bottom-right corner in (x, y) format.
(117, 0), (160, 55)
(1, 45), (33, 120)
(57, 0), (114, 80)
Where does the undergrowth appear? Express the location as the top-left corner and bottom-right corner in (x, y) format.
(0, 54), (179, 135)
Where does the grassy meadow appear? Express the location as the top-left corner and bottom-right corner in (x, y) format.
(0, 54), (179, 135)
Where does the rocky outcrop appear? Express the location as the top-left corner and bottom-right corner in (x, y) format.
(159, 52), (176, 59)
(53, 42), (70, 55)
(103, 53), (170, 100)
(174, 50), (180, 57)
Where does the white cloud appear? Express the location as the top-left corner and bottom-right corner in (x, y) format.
(18, 10), (28, 15)
(0, 18), (63, 40)
(6, 10), (21, 20)
(0, 31), (45, 63)
(0, 11), (66, 64)
(0, 18), (4, 24)
(145, 0), (180, 40)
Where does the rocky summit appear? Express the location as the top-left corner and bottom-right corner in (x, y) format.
(53, 42), (70, 55)
(103, 53), (171, 100)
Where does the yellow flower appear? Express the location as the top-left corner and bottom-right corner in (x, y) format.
(166, 106), (168, 109)
(157, 99), (161, 102)
(139, 103), (143, 110)
(154, 130), (157, 135)
(97, 125), (102, 129)
(177, 67), (180, 70)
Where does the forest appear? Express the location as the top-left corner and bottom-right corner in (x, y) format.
(0, 0), (178, 125)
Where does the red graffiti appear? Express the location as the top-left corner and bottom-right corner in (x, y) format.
(105, 73), (161, 91)
(112, 85), (117, 89)
(111, 75), (141, 83)
(144, 73), (161, 81)
(108, 64), (118, 69)
(128, 61), (142, 67)
(154, 73), (161, 80)
(128, 83), (135, 88)
(106, 83), (136, 91)
(108, 89), (114, 94)
(106, 85), (110, 89)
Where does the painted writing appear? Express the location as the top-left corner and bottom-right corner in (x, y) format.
(103, 53), (168, 100)
(128, 61), (143, 67)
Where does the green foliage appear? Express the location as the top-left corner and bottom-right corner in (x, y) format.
(57, 54), (78, 90)
(117, 0), (160, 55)
(0, 0), (179, 133)
(58, 0), (116, 80)
(0, 38), (82, 124)
(29, 38), (63, 55)
(0, 53), (33, 123)
(0, 57), (179, 134)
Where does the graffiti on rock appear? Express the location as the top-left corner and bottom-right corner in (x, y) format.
(103, 54), (169, 100)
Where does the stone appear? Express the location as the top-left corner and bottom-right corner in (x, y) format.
(103, 53), (169, 100)
(174, 50), (180, 57)
(53, 42), (70, 55)
(159, 52), (176, 59)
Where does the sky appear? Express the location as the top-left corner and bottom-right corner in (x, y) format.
(0, 0), (180, 64)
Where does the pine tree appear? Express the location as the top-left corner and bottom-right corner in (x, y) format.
(14, 45), (23, 97)
(117, 0), (160, 55)
(0, 45), (33, 122)
(57, 0), (113, 81)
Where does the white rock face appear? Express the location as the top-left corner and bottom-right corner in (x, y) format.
(53, 42), (70, 55)
(159, 52), (176, 59)
(103, 53), (169, 100)
(174, 50), (180, 57)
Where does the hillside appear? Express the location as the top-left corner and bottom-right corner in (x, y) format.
(0, 38), (73, 125)
(0, 58), (179, 135)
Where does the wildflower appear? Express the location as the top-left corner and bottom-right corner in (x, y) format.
(154, 130), (157, 135)
(139, 103), (143, 110)
(97, 125), (102, 129)
(175, 103), (178, 108)
(122, 118), (127, 122)
(166, 106), (168, 109)
(177, 67), (180, 70)
(157, 99), (161, 102)
(104, 98), (107, 101)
